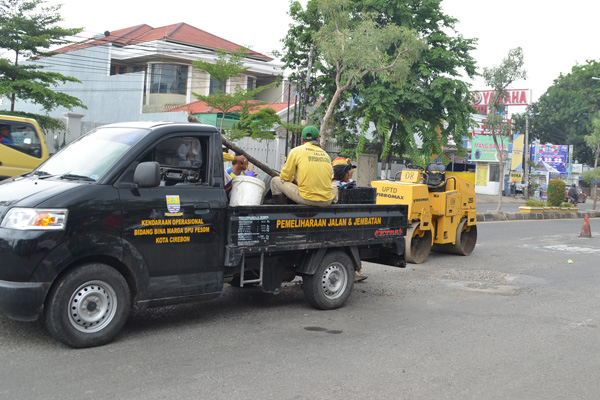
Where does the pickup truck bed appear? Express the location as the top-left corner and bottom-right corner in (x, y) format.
(226, 204), (407, 263)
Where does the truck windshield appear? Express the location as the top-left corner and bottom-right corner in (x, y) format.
(37, 127), (149, 180)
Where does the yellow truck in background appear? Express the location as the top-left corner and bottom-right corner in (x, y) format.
(0, 115), (49, 180)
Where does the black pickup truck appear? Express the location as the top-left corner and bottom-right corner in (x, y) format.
(0, 121), (407, 348)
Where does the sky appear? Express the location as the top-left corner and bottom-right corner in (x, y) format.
(45, 0), (600, 108)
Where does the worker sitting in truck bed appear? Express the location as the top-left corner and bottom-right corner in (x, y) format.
(224, 155), (254, 198)
(331, 157), (356, 188)
(270, 126), (336, 207)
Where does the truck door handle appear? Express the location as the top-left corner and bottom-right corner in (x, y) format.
(194, 202), (210, 214)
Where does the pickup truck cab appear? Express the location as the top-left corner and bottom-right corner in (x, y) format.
(0, 121), (407, 348)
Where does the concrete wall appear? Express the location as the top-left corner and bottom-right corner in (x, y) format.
(355, 154), (379, 186)
(229, 135), (287, 175)
(255, 83), (283, 103)
(474, 162), (505, 195)
(190, 70), (209, 97)
(229, 76), (246, 92)
(0, 45), (148, 125)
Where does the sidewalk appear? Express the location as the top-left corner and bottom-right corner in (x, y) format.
(475, 194), (600, 222)
(477, 194), (527, 205)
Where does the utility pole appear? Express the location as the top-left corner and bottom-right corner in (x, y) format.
(524, 107), (530, 199)
(285, 80), (291, 157)
(301, 44), (315, 123)
(295, 79), (303, 146)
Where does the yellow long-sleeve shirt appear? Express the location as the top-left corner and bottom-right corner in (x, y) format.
(280, 142), (334, 202)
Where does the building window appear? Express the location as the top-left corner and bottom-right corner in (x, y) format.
(133, 65), (147, 73)
(209, 77), (226, 95)
(150, 64), (188, 95)
(247, 77), (256, 90)
(489, 164), (500, 182)
(110, 64), (126, 75)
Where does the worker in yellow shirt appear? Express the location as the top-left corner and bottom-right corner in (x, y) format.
(270, 126), (336, 206)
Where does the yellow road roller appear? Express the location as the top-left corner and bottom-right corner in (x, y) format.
(371, 163), (477, 263)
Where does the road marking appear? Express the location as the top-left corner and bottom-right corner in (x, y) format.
(521, 244), (600, 254)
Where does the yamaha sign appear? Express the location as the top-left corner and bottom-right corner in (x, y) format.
(471, 89), (531, 114)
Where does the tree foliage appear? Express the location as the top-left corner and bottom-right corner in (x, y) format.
(482, 47), (527, 211)
(231, 106), (282, 142)
(582, 168), (600, 186)
(0, 0), (85, 114)
(282, 0), (478, 168)
(0, 109), (65, 133)
(528, 60), (600, 165)
(582, 111), (600, 209)
(283, 0), (425, 147)
(192, 48), (281, 136)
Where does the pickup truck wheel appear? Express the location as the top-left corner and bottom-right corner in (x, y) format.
(45, 263), (131, 348)
(303, 251), (354, 310)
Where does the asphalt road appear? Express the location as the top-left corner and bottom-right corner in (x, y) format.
(1, 218), (599, 399)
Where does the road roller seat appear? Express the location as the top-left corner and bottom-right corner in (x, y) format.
(424, 162), (446, 192)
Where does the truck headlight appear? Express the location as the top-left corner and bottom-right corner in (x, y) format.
(1, 208), (69, 230)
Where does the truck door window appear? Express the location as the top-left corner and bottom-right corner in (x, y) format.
(153, 136), (207, 185)
(0, 122), (43, 158)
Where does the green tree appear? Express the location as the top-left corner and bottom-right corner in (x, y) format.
(192, 48), (280, 136)
(529, 60), (600, 165)
(482, 47), (527, 211)
(283, 0), (425, 148)
(231, 106), (282, 142)
(282, 0), (477, 173)
(583, 112), (600, 210)
(0, 0), (85, 119)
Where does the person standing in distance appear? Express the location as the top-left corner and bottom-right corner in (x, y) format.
(270, 126), (336, 206)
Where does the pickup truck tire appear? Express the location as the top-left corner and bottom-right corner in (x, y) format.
(44, 263), (131, 348)
(303, 251), (354, 310)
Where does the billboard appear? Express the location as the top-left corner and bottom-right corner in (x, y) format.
(511, 134), (524, 172)
(470, 89), (531, 114)
(471, 135), (509, 162)
(530, 144), (569, 174)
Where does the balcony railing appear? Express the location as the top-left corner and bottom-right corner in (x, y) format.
(142, 103), (187, 113)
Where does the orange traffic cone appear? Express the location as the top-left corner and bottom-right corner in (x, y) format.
(580, 212), (592, 238)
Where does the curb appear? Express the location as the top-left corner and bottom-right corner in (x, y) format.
(476, 210), (600, 222)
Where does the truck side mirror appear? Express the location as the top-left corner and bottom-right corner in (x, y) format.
(134, 162), (161, 188)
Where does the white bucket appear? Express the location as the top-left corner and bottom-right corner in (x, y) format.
(229, 175), (266, 206)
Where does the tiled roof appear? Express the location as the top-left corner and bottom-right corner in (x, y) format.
(169, 100), (291, 114)
(54, 23), (272, 61)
